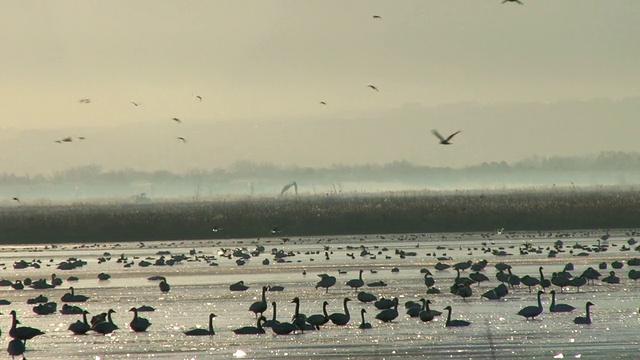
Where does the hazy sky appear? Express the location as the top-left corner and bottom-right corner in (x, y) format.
(1, 1), (639, 174)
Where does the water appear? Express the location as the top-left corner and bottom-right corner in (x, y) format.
(1, 230), (639, 359)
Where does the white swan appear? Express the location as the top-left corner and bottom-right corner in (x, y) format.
(306, 301), (329, 329)
(9, 310), (45, 346)
(92, 309), (118, 335)
(375, 298), (399, 322)
(184, 313), (216, 336)
(315, 274), (336, 293)
(61, 286), (89, 303)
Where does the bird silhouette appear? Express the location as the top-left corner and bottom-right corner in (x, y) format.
(196, 95), (203, 101)
(79, 98), (91, 104)
(502, 0), (523, 4)
(373, 15), (382, 19)
(176, 137), (187, 143)
(130, 101), (141, 106)
(172, 117), (182, 123)
(12, 197), (19, 203)
(367, 85), (379, 92)
(280, 181), (298, 196)
(319, 101), (327, 105)
(432, 130), (461, 145)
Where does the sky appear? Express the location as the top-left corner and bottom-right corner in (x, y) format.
(1, 1), (640, 174)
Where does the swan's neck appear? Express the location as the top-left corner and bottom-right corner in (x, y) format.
(107, 311), (114, 324)
(537, 292), (543, 308)
(261, 288), (266, 302)
(272, 303), (277, 321)
(539, 268), (545, 280)
(209, 316), (215, 334)
(446, 308), (452, 325)
(343, 300), (350, 317)
(360, 310), (365, 324)
(322, 303), (328, 317)
(359, 271), (363, 281)
(82, 312), (88, 325)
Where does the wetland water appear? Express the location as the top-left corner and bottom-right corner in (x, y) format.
(1, 230), (639, 359)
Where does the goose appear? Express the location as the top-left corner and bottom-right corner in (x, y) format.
(549, 290), (575, 313)
(359, 309), (372, 329)
(517, 290), (544, 320)
(469, 272), (490, 286)
(249, 286), (268, 317)
(184, 313), (216, 336)
(68, 310), (91, 335)
(375, 297), (399, 322)
(306, 301), (329, 329)
(9, 310), (45, 345)
(315, 274), (336, 293)
(129, 307), (152, 332)
(92, 309), (118, 335)
(444, 306), (471, 327)
(573, 302), (595, 324)
(159, 277), (171, 293)
(262, 302), (280, 328)
(328, 297), (351, 326)
(346, 270), (365, 291)
(61, 286), (89, 303)
(233, 316), (266, 335)
(6, 339), (25, 360)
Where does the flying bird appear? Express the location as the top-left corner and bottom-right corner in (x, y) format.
(12, 197), (19, 203)
(79, 98), (91, 104)
(431, 130), (461, 145)
(502, 0), (523, 4)
(130, 101), (141, 106)
(172, 118), (182, 123)
(320, 101), (327, 105)
(61, 137), (73, 143)
(373, 15), (381, 19)
(196, 95), (203, 102)
(367, 85), (379, 92)
(77, 136), (86, 140)
(177, 137), (187, 143)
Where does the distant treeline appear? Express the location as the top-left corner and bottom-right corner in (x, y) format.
(0, 187), (638, 244)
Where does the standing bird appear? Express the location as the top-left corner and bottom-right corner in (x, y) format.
(573, 302), (595, 324)
(367, 85), (379, 92)
(9, 310), (45, 345)
(517, 290), (544, 320)
(6, 339), (25, 360)
(315, 274), (337, 293)
(249, 286), (268, 318)
(346, 270), (365, 292)
(184, 313), (217, 336)
(306, 301), (329, 329)
(359, 309), (372, 329)
(328, 297), (352, 326)
(432, 130), (461, 145)
(129, 307), (152, 332)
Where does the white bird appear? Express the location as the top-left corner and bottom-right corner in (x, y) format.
(9, 310), (45, 345)
(159, 277), (171, 293)
(61, 286), (89, 303)
(6, 339), (25, 360)
(432, 129), (461, 145)
(184, 313), (216, 336)
(375, 298), (399, 322)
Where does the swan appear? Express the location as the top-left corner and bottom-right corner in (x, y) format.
(419, 299), (434, 322)
(444, 306), (471, 327)
(61, 286), (89, 303)
(230, 281), (249, 291)
(61, 304), (84, 315)
(92, 309), (118, 335)
(357, 291), (377, 303)
(359, 309), (372, 329)
(315, 274), (336, 293)
(521, 275), (540, 292)
(159, 277), (171, 293)
(129, 307), (152, 332)
(6, 339), (25, 359)
(375, 297), (399, 322)
(374, 297), (395, 310)
(573, 302), (595, 324)
(249, 286), (268, 317)
(346, 270), (365, 291)
(233, 316), (266, 335)
(9, 310), (45, 345)
(549, 290), (575, 313)
(539, 267), (551, 289)
(51, 273), (63, 286)
(602, 271), (620, 284)
(68, 310), (91, 335)
(291, 297), (315, 332)
(424, 274), (435, 288)
(328, 297), (351, 325)
(270, 307), (298, 336)
(262, 302), (280, 328)
(306, 301), (329, 329)
(10, 280), (24, 290)
(184, 313), (216, 336)
(517, 290), (544, 320)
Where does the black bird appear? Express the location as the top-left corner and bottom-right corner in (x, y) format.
(176, 137), (187, 143)
(373, 15), (382, 19)
(502, 0), (523, 4)
(130, 101), (140, 106)
(196, 95), (202, 101)
(432, 130), (461, 145)
(79, 98), (91, 104)
(172, 117), (182, 123)
(319, 101), (327, 105)
(367, 85), (379, 92)
(12, 197), (19, 203)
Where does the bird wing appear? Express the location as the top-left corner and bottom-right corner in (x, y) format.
(368, 85), (379, 91)
(445, 131), (461, 142)
(431, 130), (445, 142)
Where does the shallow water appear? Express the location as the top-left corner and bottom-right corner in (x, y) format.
(1, 230), (639, 359)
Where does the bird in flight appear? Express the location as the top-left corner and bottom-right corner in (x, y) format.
(432, 129), (461, 145)
(319, 101), (327, 105)
(130, 102), (141, 106)
(61, 136), (73, 143)
(502, 0), (523, 4)
(77, 136), (86, 140)
(177, 137), (187, 143)
(196, 95), (203, 102)
(368, 85), (379, 92)
(172, 118), (182, 123)
(79, 98), (91, 104)
(12, 197), (20, 203)
(373, 15), (381, 19)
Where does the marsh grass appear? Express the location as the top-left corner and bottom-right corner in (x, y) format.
(1, 187), (639, 244)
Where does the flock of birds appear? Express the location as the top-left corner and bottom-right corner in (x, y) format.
(1, 228), (638, 358)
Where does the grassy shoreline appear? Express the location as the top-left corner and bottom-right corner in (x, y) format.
(1, 188), (639, 244)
